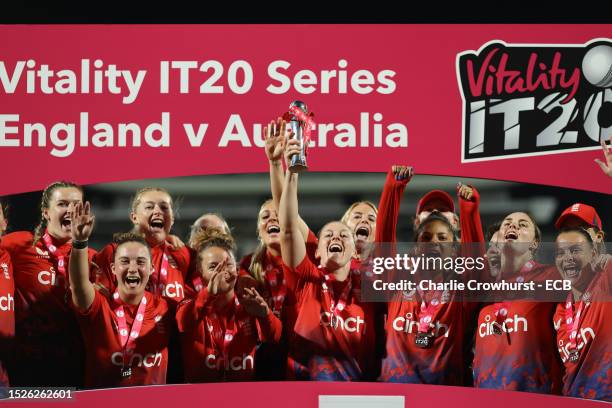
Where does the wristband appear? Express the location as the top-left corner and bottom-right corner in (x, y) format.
(72, 239), (88, 249)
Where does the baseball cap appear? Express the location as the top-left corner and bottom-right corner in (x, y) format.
(416, 190), (455, 215)
(555, 203), (602, 230)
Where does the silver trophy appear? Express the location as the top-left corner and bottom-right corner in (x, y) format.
(287, 100), (309, 173)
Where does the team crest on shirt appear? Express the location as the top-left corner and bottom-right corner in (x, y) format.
(457, 39), (612, 162)
(35, 247), (50, 258)
(1, 263), (9, 279)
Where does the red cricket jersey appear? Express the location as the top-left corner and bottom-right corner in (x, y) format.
(75, 290), (170, 388)
(175, 288), (281, 382)
(0, 230), (95, 387)
(380, 290), (477, 385)
(286, 255), (376, 381)
(473, 263), (563, 394)
(93, 241), (190, 308)
(0, 248), (14, 388)
(554, 264), (612, 401)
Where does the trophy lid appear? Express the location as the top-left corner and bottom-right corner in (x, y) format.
(289, 100), (308, 114)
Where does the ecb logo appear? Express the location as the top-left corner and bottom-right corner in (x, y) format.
(457, 39), (612, 162)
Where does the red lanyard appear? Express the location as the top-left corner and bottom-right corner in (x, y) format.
(42, 231), (66, 278)
(265, 264), (286, 315)
(565, 293), (588, 352)
(112, 291), (148, 372)
(149, 245), (169, 295)
(192, 276), (203, 293)
(206, 297), (240, 369)
(323, 271), (352, 315)
(415, 288), (444, 333)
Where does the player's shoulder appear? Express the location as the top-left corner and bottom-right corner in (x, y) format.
(1, 231), (34, 249)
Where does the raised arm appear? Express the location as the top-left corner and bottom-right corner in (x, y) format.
(375, 165), (412, 244)
(69, 201), (96, 311)
(279, 140), (307, 268)
(457, 183), (484, 244)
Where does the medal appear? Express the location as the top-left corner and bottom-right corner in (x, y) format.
(414, 332), (434, 349)
(492, 322), (503, 336)
(568, 350), (580, 363)
(121, 366), (132, 378)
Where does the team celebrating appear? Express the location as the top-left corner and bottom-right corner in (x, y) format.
(0, 119), (609, 401)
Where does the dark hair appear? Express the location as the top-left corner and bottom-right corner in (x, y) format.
(486, 221), (502, 242)
(33, 181), (83, 245)
(113, 232), (152, 261)
(414, 213), (459, 242)
(557, 227), (594, 246)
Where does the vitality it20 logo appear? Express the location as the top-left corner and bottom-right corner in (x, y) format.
(457, 39), (612, 162)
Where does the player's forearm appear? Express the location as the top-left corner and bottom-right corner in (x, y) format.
(269, 159), (284, 211)
(69, 246), (95, 310)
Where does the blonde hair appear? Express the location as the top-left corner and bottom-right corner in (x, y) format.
(130, 187), (174, 214)
(340, 201), (378, 225)
(248, 199), (274, 284)
(189, 212), (231, 247)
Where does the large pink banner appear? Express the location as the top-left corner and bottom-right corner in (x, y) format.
(0, 25), (611, 195)
(0, 382), (606, 407)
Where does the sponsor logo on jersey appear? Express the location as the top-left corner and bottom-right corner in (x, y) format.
(478, 313), (528, 337)
(0, 292), (14, 312)
(205, 353), (254, 371)
(392, 312), (450, 337)
(320, 311), (365, 333)
(111, 351), (163, 368)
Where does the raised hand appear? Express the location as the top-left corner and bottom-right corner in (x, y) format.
(284, 138), (302, 167)
(166, 234), (185, 249)
(70, 201), (95, 241)
(457, 182), (474, 201)
(241, 287), (270, 317)
(594, 138), (612, 178)
(207, 256), (229, 296)
(392, 165), (413, 182)
(264, 117), (290, 163)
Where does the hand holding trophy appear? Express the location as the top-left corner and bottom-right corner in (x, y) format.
(283, 100), (314, 173)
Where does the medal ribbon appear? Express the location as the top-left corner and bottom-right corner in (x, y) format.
(323, 272), (352, 316)
(192, 276), (203, 293)
(112, 291), (148, 371)
(415, 288), (443, 333)
(42, 231), (67, 278)
(206, 297), (240, 370)
(265, 266), (287, 315)
(149, 244), (169, 295)
(564, 292), (588, 352)
(493, 302), (510, 329)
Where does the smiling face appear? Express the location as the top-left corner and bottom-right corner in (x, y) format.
(316, 221), (357, 270)
(130, 190), (174, 245)
(257, 201), (281, 247)
(344, 202), (377, 250)
(555, 231), (595, 286)
(112, 241), (153, 298)
(43, 187), (83, 242)
(199, 246), (237, 293)
(416, 219), (455, 258)
(499, 212), (538, 256)
(486, 230), (503, 274)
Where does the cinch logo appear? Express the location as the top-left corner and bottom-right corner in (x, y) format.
(457, 39), (612, 162)
(205, 353), (254, 371)
(37, 269), (57, 286)
(162, 281), (184, 299)
(557, 326), (595, 363)
(0, 292), (14, 312)
(320, 311), (365, 333)
(478, 313), (528, 337)
(111, 351), (163, 368)
(392, 313), (450, 338)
